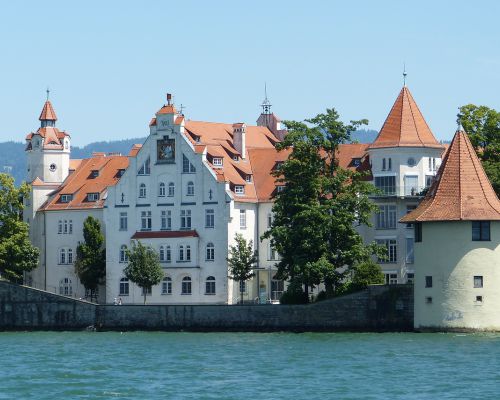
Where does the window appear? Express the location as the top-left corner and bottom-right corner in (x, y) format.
(69, 220), (73, 234)
(267, 213), (273, 228)
(245, 175), (252, 183)
(425, 276), (433, 288)
(405, 238), (414, 264)
(59, 249), (66, 264)
(276, 185), (285, 193)
(426, 296), (433, 304)
(58, 219), (73, 234)
(388, 158), (392, 171)
(180, 210), (192, 229)
(159, 245), (165, 262)
(476, 295), (483, 303)
(385, 273), (398, 285)
(407, 157), (416, 167)
(428, 157), (432, 171)
(168, 182), (175, 197)
(67, 249), (73, 264)
(213, 157), (223, 167)
(161, 210), (172, 230)
(142, 286), (152, 296)
(182, 276), (192, 294)
(432, 158), (436, 171)
(139, 183), (147, 198)
(374, 176), (396, 195)
(162, 277), (172, 295)
(235, 185), (245, 195)
(138, 157), (151, 175)
(119, 212), (128, 231)
(141, 211), (152, 231)
(415, 223), (422, 242)
(205, 209), (214, 228)
(472, 221), (490, 241)
(239, 209), (247, 229)
(206, 243), (215, 261)
(87, 192), (99, 201)
(404, 176), (418, 196)
(64, 220), (68, 234)
(58, 220), (62, 234)
(159, 182), (166, 197)
(407, 273), (415, 284)
(268, 243), (278, 261)
(474, 276), (483, 288)
(187, 181), (194, 196)
(376, 205), (397, 229)
(425, 175), (434, 188)
(59, 278), (72, 296)
(119, 277), (129, 296)
(182, 154), (196, 173)
(60, 194), (73, 203)
(119, 245), (128, 263)
(59, 248), (73, 264)
(382, 158), (386, 171)
(377, 239), (397, 263)
(186, 245), (191, 261)
(406, 205), (417, 228)
(239, 280), (247, 294)
(179, 245), (185, 261)
(205, 276), (216, 295)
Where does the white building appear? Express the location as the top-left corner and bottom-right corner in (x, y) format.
(24, 85), (446, 304)
(402, 128), (500, 330)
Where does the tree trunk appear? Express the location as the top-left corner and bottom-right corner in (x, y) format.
(240, 281), (244, 305)
(143, 290), (147, 305)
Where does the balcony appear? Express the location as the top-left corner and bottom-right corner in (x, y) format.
(371, 185), (429, 198)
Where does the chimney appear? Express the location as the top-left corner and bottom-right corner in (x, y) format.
(232, 123), (246, 159)
(166, 93), (172, 105)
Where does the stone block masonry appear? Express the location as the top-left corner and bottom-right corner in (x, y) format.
(0, 281), (413, 332)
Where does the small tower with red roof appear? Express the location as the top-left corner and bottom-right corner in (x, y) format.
(25, 92), (71, 184)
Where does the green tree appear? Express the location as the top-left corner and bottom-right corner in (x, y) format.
(458, 104), (500, 195)
(124, 241), (163, 304)
(350, 260), (385, 291)
(74, 216), (106, 302)
(0, 173), (39, 282)
(263, 109), (383, 302)
(227, 233), (257, 304)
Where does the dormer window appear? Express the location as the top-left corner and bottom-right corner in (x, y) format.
(234, 185), (245, 195)
(91, 170), (99, 178)
(352, 158), (361, 167)
(87, 193), (99, 202)
(60, 194), (73, 203)
(213, 157), (223, 167)
(117, 169), (125, 177)
(276, 185), (285, 193)
(245, 175), (252, 183)
(232, 155), (239, 162)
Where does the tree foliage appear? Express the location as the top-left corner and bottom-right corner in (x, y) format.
(350, 260), (385, 291)
(0, 173), (39, 282)
(458, 104), (500, 196)
(263, 109), (383, 302)
(124, 241), (163, 304)
(227, 233), (257, 304)
(74, 216), (106, 301)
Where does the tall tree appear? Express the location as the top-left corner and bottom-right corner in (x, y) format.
(124, 241), (163, 304)
(0, 173), (39, 282)
(458, 104), (500, 195)
(263, 109), (382, 301)
(74, 216), (106, 302)
(227, 233), (257, 304)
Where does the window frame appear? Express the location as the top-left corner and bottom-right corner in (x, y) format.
(205, 276), (216, 295)
(182, 276), (192, 295)
(472, 221), (490, 241)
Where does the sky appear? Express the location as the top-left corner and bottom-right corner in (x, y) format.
(1, 1), (499, 146)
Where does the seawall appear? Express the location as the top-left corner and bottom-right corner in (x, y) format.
(0, 281), (413, 332)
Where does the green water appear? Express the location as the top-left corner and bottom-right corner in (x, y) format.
(0, 332), (499, 399)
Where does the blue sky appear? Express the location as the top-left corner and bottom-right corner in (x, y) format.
(1, 1), (499, 146)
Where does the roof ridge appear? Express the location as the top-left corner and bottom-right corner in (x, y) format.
(458, 130), (463, 219)
(406, 89), (424, 146)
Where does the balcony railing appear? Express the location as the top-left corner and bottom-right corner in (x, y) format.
(371, 185), (429, 198)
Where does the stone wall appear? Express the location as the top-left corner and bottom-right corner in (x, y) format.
(0, 281), (413, 332)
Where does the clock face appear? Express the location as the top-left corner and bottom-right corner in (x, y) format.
(49, 163), (57, 172)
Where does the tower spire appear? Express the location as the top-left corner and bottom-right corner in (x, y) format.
(403, 63), (407, 87)
(46, 87), (50, 101)
(261, 83), (272, 115)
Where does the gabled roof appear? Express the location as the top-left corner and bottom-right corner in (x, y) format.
(369, 86), (444, 149)
(39, 100), (57, 121)
(401, 129), (500, 222)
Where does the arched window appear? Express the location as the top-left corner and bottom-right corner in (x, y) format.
(205, 276), (216, 295)
(168, 182), (175, 197)
(179, 245), (184, 261)
(186, 245), (191, 261)
(119, 277), (129, 296)
(159, 245), (165, 262)
(139, 183), (147, 198)
(59, 248), (66, 264)
(119, 245), (128, 263)
(187, 181), (194, 196)
(162, 276), (172, 295)
(159, 182), (166, 197)
(182, 276), (192, 294)
(206, 243), (215, 261)
(59, 278), (72, 296)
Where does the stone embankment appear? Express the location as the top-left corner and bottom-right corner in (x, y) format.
(0, 281), (413, 332)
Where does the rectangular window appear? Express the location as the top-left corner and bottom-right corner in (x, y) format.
(63, 220), (68, 234)
(474, 276), (483, 288)
(68, 220), (73, 234)
(374, 176), (396, 195)
(406, 205), (417, 228)
(476, 295), (483, 302)
(268, 243), (278, 261)
(267, 213), (273, 228)
(425, 175), (434, 188)
(235, 185), (245, 195)
(415, 223), (422, 242)
(119, 212), (128, 231)
(162, 279), (172, 295)
(404, 176), (419, 196)
(180, 210), (192, 229)
(472, 221), (490, 241)
(161, 210), (171, 230)
(405, 237), (414, 264)
(87, 192), (99, 201)
(205, 209), (215, 228)
(182, 154), (196, 173)
(239, 209), (247, 229)
(119, 279), (129, 296)
(426, 296), (432, 304)
(425, 276), (433, 288)
(376, 239), (397, 263)
(385, 273), (397, 285)
(376, 205), (397, 229)
(141, 211), (152, 231)
(186, 245), (191, 261)
(213, 157), (223, 167)
(60, 194), (73, 203)
(407, 273), (414, 284)
(58, 220), (62, 234)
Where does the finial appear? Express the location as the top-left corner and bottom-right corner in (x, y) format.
(179, 104), (186, 115)
(403, 63), (407, 87)
(264, 82), (268, 102)
(46, 87), (50, 101)
(166, 93), (172, 105)
(261, 83), (272, 114)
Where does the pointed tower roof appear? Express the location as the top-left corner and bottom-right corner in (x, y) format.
(39, 100), (58, 121)
(401, 128), (500, 222)
(369, 86), (443, 149)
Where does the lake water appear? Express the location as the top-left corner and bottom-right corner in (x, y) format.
(0, 332), (498, 399)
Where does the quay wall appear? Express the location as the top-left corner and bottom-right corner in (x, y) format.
(0, 281), (413, 332)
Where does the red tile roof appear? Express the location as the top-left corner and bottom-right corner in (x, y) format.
(401, 129), (500, 222)
(369, 86), (444, 150)
(131, 230), (199, 239)
(39, 100), (57, 121)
